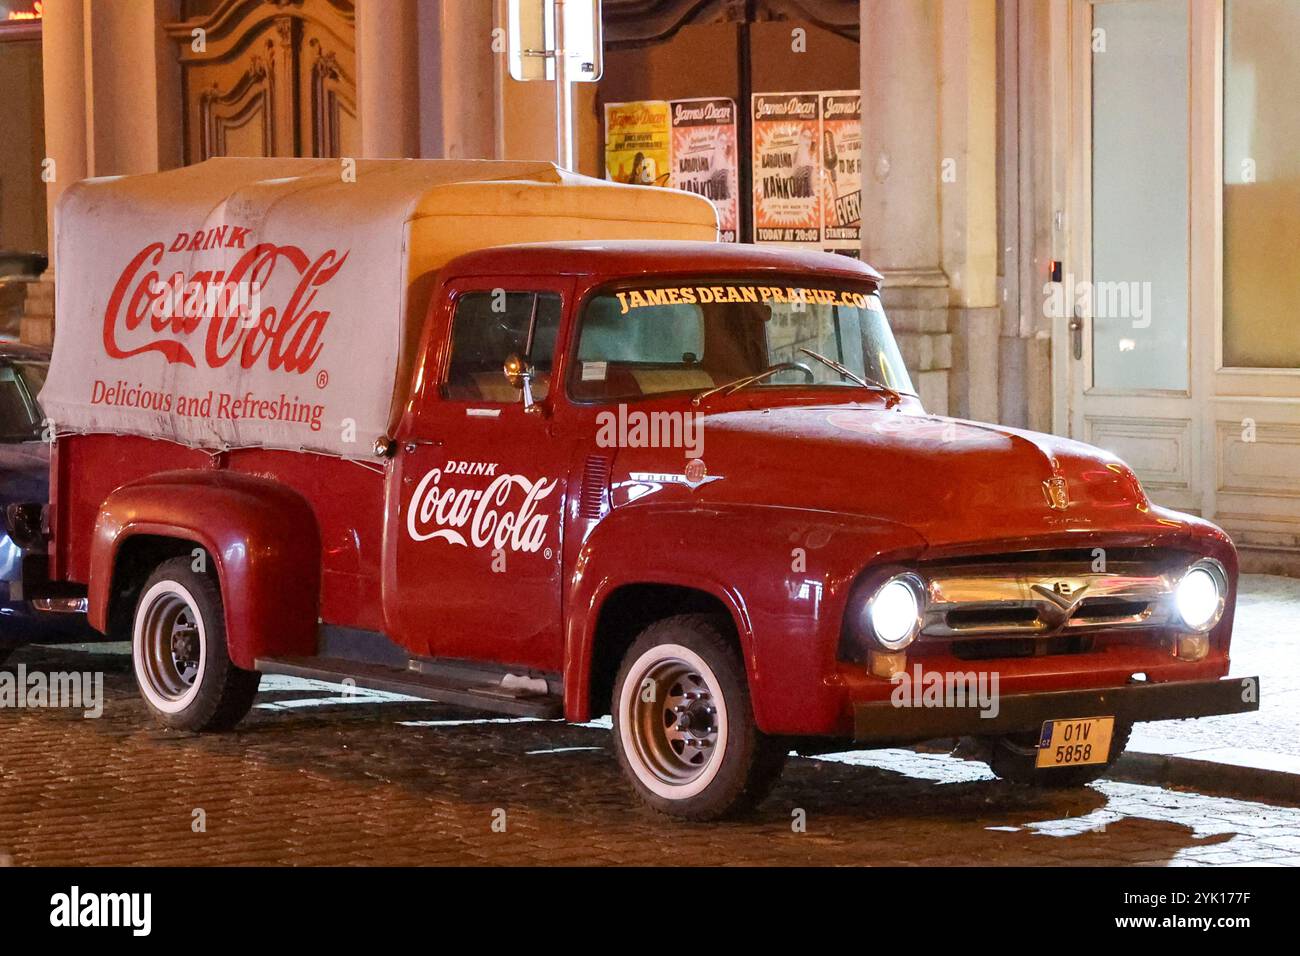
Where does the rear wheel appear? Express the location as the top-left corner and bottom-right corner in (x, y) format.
(988, 719), (1133, 787)
(612, 614), (786, 821)
(132, 557), (260, 731)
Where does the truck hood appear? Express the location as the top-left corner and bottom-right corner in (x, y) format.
(609, 404), (1185, 553)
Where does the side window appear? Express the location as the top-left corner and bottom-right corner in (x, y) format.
(443, 292), (562, 402)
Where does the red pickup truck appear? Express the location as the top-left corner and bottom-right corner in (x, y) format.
(33, 160), (1257, 820)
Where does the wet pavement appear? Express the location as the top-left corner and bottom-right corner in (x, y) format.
(1, 638), (1298, 867)
(1128, 573), (1300, 776)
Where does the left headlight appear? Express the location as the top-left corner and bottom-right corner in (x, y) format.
(1174, 558), (1227, 633)
(864, 572), (925, 651)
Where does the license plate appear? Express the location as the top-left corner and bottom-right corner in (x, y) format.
(1035, 716), (1115, 768)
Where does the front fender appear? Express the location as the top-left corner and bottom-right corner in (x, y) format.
(90, 470), (321, 670)
(564, 503), (926, 733)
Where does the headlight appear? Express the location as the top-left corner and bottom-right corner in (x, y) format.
(866, 573), (924, 650)
(1174, 559), (1226, 633)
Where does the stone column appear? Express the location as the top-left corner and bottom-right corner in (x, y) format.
(860, 0), (951, 413)
(416, 0), (592, 169)
(435, 0), (499, 159)
(939, 0), (1001, 424)
(356, 0), (422, 158)
(861, 0), (944, 280)
(83, 0), (180, 176)
(25, 0), (181, 346)
(39, 0), (88, 267)
(24, 0), (89, 345)
(860, 0), (1000, 419)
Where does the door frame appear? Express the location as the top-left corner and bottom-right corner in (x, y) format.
(1061, 0), (1212, 516)
(390, 274), (574, 669)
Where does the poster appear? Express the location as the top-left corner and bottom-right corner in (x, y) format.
(751, 93), (821, 245)
(604, 101), (672, 187)
(819, 91), (862, 253)
(669, 98), (740, 242)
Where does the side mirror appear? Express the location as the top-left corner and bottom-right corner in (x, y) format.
(503, 354), (544, 415)
(503, 353), (529, 390)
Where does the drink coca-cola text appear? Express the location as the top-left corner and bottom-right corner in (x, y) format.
(406, 464), (557, 554)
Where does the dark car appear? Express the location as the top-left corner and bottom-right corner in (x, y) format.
(0, 341), (95, 662)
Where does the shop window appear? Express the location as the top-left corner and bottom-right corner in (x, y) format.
(1222, 0), (1300, 369)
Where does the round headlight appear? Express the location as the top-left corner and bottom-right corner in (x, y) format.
(1175, 560), (1225, 633)
(868, 574), (923, 650)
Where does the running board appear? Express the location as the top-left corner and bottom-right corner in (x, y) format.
(254, 655), (564, 719)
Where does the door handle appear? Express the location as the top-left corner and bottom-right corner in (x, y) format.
(1069, 308), (1085, 361)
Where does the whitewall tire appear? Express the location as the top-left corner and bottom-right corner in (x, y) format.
(611, 614), (786, 820)
(131, 556), (260, 732)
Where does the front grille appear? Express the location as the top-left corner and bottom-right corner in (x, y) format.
(1073, 597), (1152, 623)
(916, 549), (1193, 642)
(950, 635), (1094, 661)
(945, 606), (1040, 630)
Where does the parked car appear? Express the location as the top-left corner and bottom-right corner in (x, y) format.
(31, 160), (1259, 820)
(0, 342), (95, 663)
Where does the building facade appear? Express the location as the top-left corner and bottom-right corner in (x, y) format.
(0, 0), (1296, 566)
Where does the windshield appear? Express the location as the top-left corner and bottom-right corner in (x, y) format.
(570, 280), (914, 402)
(0, 360), (47, 442)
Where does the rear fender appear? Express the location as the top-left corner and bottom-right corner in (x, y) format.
(89, 470), (321, 669)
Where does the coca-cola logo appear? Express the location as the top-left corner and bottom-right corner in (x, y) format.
(406, 462), (557, 553)
(103, 230), (349, 374)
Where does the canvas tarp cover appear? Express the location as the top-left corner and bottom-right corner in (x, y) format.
(40, 157), (718, 458)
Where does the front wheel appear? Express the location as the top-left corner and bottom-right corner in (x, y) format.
(988, 719), (1134, 788)
(612, 614), (786, 821)
(132, 557), (260, 732)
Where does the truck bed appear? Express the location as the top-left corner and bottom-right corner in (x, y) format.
(52, 434), (388, 634)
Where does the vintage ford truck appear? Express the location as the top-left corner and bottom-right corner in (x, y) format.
(31, 158), (1257, 820)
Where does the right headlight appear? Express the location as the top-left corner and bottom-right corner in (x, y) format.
(862, 572), (925, 651)
(1174, 558), (1226, 633)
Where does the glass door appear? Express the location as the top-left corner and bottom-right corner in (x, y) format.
(1067, 0), (1203, 513)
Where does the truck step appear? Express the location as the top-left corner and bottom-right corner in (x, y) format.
(254, 656), (564, 719)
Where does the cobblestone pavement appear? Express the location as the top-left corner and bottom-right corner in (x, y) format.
(2, 643), (1299, 867)
(1129, 574), (1300, 772)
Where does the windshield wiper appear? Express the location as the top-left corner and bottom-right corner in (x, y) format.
(798, 347), (903, 408)
(691, 362), (807, 407)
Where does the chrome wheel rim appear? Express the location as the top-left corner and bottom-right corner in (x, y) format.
(134, 582), (206, 711)
(628, 656), (721, 787)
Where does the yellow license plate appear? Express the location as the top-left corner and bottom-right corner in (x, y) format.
(1035, 716), (1115, 768)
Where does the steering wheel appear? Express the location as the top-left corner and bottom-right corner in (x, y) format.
(769, 361), (816, 383)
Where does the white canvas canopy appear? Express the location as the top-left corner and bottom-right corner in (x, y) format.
(41, 157), (718, 458)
